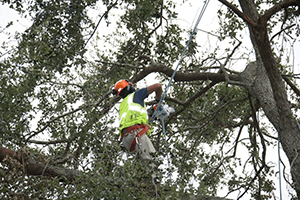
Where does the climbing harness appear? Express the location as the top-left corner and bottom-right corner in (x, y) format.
(121, 125), (149, 152)
(149, 0), (211, 182)
(121, 124), (150, 151)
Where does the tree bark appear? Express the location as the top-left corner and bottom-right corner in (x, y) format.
(238, 0), (300, 196)
(0, 146), (80, 182)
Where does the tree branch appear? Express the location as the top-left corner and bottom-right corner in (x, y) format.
(133, 62), (241, 83)
(84, 0), (118, 48)
(263, 0), (297, 22)
(25, 91), (111, 143)
(0, 146), (81, 182)
(236, 96), (267, 200)
(282, 75), (300, 97)
(218, 0), (257, 27)
(27, 138), (72, 145)
(270, 24), (296, 41)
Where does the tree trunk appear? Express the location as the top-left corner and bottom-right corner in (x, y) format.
(239, 0), (300, 196)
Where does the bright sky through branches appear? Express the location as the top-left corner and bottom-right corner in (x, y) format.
(1, 1), (300, 199)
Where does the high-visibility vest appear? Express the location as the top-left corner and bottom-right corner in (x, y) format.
(119, 93), (150, 135)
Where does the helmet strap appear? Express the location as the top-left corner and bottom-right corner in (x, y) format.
(119, 85), (135, 98)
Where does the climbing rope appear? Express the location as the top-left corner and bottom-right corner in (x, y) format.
(154, 0), (210, 111)
(150, 0), (210, 123)
(277, 133), (282, 200)
(149, 0), (211, 181)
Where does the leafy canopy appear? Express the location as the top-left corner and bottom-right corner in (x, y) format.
(1, 0), (299, 199)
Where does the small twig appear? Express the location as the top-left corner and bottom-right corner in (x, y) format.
(48, 80), (83, 89)
(25, 91), (111, 143)
(217, 39), (250, 87)
(291, 148), (299, 170)
(42, 159), (50, 176)
(281, 157), (295, 189)
(270, 24), (296, 42)
(237, 96), (267, 200)
(203, 120), (247, 193)
(95, 60), (139, 69)
(84, 0), (118, 48)
(237, 166), (265, 200)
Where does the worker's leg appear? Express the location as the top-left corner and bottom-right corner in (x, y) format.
(136, 134), (156, 160)
(122, 129), (156, 160)
(122, 131), (136, 151)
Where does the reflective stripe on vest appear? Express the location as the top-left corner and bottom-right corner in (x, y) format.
(120, 93), (147, 122)
(119, 93), (149, 135)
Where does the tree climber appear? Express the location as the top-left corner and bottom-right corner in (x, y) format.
(112, 79), (162, 160)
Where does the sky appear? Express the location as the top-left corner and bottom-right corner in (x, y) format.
(1, 0), (300, 199)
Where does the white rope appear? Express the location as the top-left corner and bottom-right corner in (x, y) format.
(149, 0), (211, 183)
(277, 134), (282, 200)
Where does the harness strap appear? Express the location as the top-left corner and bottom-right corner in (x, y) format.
(121, 124), (150, 151)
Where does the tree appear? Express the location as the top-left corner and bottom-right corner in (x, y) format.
(0, 0), (300, 199)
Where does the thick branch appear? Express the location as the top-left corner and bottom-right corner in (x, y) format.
(282, 75), (300, 97)
(0, 146), (80, 182)
(169, 81), (219, 123)
(28, 138), (72, 145)
(263, 0), (297, 22)
(133, 63), (240, 83)
(218, 0), (257, 27)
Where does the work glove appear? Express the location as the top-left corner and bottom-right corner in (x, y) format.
(159, 103), (175, 120)
(148, 101), (163, 121)
(148, 102), (175, 121)
(147, 104), (158, 120)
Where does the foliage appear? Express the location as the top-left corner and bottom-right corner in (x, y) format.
(1, 0), (300, 199)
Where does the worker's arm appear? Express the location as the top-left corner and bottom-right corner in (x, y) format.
(147, 83), (162, 101)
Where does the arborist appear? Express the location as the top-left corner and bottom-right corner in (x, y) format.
(112, 79), (162, 160)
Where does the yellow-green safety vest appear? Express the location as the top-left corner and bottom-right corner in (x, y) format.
(119, 92), (151, 135)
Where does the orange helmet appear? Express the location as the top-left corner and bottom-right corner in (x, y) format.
(112, 79), (134, 97)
